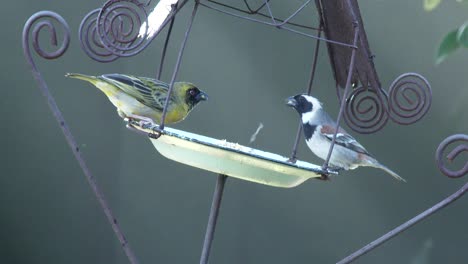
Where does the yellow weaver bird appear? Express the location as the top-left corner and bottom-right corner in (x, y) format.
(66, 73), (208, 124)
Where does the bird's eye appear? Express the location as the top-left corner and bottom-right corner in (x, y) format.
(189, 89), (197, 96)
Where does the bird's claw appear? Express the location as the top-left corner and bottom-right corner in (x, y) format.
(133, 120), (162, 139)
(123, 117), (132, 126)
(139, 121), (153, 129)
(317, 165), (343, 180)
(125, 119), (162, 139)
(125, 122), (148, 137)
(122, 115), (156, 129)
(124, 117), (140, 128)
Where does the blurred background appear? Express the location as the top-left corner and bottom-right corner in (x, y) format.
(2, 0), (467, 263)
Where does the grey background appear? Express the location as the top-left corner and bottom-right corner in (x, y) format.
(2, 0), (467, 263)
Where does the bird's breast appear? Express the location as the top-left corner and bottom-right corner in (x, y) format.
(163, 107), (187, 123)
(105, 91), (159, 119)
(305, 131), (331, 161)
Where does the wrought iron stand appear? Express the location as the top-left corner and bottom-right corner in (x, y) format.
(23, 1), (466, 263)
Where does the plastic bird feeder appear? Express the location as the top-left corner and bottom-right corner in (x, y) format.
(131, 123), (337, 188)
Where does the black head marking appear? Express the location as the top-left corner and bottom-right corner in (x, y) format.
(289, 94), (313, 114)
(186, 87), (207, 108)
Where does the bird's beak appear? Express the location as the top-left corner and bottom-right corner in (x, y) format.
(197, 91), (208, 101)
(286, 96), (297, 108)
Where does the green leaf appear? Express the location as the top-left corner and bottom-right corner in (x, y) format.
(436, 29), (461, 64)
(424, 0), (441, 11)
(456, 21), (468, 47)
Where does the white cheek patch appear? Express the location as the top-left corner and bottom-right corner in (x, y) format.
(300, 95), (323, 123)
(302, 110), (317, 123)
(304, 96), (322, 110)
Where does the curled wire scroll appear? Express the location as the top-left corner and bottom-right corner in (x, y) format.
(23, 11), (139, 264)
(436, 134), (468, 178)
(388, 72), (432, 125)
(79, 8), (119, 62)
(23, 11), (70, 62)
(79, 0), (189, 62)
(97, 0), (149, 57)
(343, 86), (389, 134)
(340, 72), (431, 133)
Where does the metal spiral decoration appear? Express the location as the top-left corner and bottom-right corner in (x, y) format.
(436, 134), (468, 178)
(343, 86), (389, 134)
(97, 0), (149, 57)
(387, 73), (432, 125)
(23, 11), (140, 264)
(23, 11), (70, 63)
(79, 9), (119, 62)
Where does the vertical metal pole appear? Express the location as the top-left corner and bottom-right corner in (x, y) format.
(160, 1), (199, 129)
(322, 23), (359, 170)
(199, 174), (228, 264)
(156, 4), (178, 80)
(289, 22), (323, 162)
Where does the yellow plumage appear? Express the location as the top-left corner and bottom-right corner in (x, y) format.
(65, 73), (208, 124)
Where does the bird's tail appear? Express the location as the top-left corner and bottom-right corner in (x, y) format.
(366, 158), (406, 182)
(65, 73), (98, 85)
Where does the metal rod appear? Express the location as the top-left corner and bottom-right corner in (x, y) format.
(265, 0), (322, 35)
(157, 3), (178, 80)
(322, 22), (359, 170)
(160, 1), (199, 129)
(206, 0), (317, 30)
(199, 2), (355, 48)
(289, 21), (322, 162)
(242, 0), (269, 14)
(337, 181), (468, 264)
(199, 174), (228, 264)
(23, 11), (139, 264)
(275, 0), (311, 27)
(263, 0), (277, 24)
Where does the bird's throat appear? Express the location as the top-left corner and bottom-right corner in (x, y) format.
(302, 123), (317, 141)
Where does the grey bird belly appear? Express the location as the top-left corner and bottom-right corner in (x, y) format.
(305, 133), (359, 170)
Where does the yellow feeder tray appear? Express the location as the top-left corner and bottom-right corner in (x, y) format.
(132, 123), (337, 188)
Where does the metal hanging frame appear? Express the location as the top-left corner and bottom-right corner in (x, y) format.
(22, 1), (466, 264)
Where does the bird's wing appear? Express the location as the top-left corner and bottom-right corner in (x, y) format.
(101, 74), (170, 110)
(320, 125), (370, 155)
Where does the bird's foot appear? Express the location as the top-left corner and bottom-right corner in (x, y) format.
(124, 118), (161, 138)
(317, 165), (345, 180)
(140, 121), (154, 130)
(123, 117), (148, 129)
(124, 114), (155, 129)
(124, 117), (136, 128)
(123, 115), (161, 138)
(125, 121), (149, 137)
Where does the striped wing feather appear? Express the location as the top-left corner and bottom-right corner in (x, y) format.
(101, 74), (172, 110)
